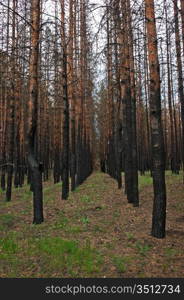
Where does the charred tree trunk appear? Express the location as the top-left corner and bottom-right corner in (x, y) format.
(145, 0), (167, 238)
(165, 2), (177, 173)
(27, 0), (43, 224)
(69, 0), (76, 191)
(174, 0), (184, 175)
(6, 0), (16, 201)
(119, 0), (139, 205)
(61, 0), (69, 200)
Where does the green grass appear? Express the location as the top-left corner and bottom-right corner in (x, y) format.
(138, 170), (183, 189)
(0, 214), (17, 230)
(66, 225), (84, 234)
(135, 242), (152, 257)
(166, 170), (183, 184)
(80, 195), (92, 203)
(0, 188), (4, 195)
(113, 210), (121, 218)
(112, 256), (132, 273)
(0, 236), (19, 257)
(85, 183), (98, 189)
(138, 172), (153, 189)
(52, 212), (69, 230)
(164, 247), (178, 258)
(32, 237), (103, 276)
(80, 216), (90, 225)
(0, 235), (20, 277)
(0, 235), (103, 277)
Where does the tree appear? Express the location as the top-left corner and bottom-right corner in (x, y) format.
(27, 0), (43, 224)
(174, 0), (184, 175)
(60, 0), (69, 200)
(6, 0), (16, 201)
(119, 0), (139, 206)
(145, 0), (166, 238)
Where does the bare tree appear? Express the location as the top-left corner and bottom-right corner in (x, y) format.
(145, 0), (166, 238)
(27, 0), (43, 224)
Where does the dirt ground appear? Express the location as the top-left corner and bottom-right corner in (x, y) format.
(0, 171), (184, 277)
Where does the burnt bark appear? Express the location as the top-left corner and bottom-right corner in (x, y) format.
(145, 0), (166, 238)
(27, 0), (43, 224)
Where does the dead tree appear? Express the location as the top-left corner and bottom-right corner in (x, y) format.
(145, 0), (167, 238)
(27, 0), (43, 224)
(60, 0), (69, 200)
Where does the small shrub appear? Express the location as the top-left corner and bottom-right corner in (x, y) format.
(80, 195), (92, 203)
(80, 216), (90, 225)
(135, 242), (152, 256)
(113, 256), (132, 273)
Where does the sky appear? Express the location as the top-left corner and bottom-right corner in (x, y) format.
(43, 0), (106, 80)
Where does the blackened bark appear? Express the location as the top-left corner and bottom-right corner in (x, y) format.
(174, 0), (184, 175)
(61, 52), (70, 200)
(27, 0), (43, 224)
(71, 118), (76, 191)
(6, 86), (15, 202)
(60, 1), (70, 199)
(145, 0), (166, 238)
(28, 130), (43, 224)
(5, 0), (16, 201)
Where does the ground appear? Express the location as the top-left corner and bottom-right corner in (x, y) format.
(0, 171), (184, 278)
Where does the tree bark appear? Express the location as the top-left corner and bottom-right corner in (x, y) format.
(61, 0), (69, 200)
(27, 0), (43, 224)
(145, 0), (167, 238)
(174, 0), (184, 174)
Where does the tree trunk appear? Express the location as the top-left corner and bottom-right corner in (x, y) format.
(174, 0), (184, 175)
(6, 0), (16, 201)
(61, 0), (69, 200)
(27, 0), (43, 224)
(145, 0), (166, 238)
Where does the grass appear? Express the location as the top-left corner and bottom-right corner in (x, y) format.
(0, 234), (103, 277)
(164, 247), (178, 258)
(135, 242), (152, 257)
(165, 170), (183, 179)
(80, 216), (90, 225)
(34, 237), (102, 276)
(112, 256), (132, 273)
(0, 235), (20, 277)
(0, 214), (17, 230)
(138, 172), (153, 189)
(113, 210), (121, 218)
(66, 225), (84, 234)
(52, 212), (69, 230)
(80, 195), (92, 203)
(0, 236), (19, 257)
(0, 236), (103, 277)
(138, 170), (183, 189)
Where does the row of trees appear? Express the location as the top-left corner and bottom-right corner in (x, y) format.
(0, 0), (183, 239)
(97, 0), (184, 238)
(0, 0), (95, 223)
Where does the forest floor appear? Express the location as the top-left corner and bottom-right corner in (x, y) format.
(0, 171), (184, 278)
